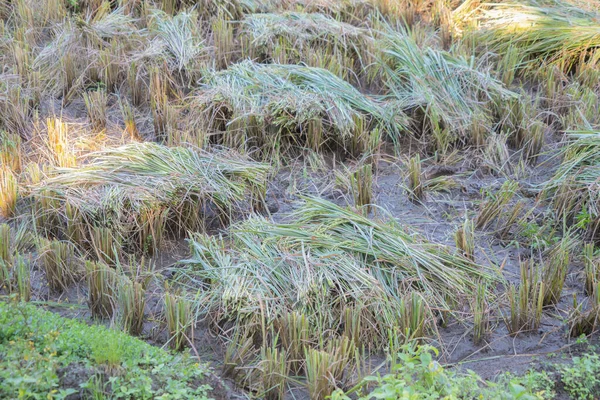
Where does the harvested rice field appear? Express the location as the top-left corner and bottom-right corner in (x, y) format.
(2, 0), (600, 398)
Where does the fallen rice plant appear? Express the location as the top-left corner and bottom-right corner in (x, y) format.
(33, 6), (137, 98)
(179, 196), (496, 350)
(146, 9), (207, 82)
(378, 27), (515, 145)
(240, 12), (374, 82)
(459, 0), (600, 73)
(190, 61), (406, 155)
(544, 131), (600, 239)
(30, 143), (270, 254)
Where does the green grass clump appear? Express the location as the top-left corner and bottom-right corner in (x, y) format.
(330, 344), (550, 399)
(0, 301), (215, 399)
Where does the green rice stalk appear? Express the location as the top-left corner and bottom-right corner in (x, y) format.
(584, 243), (598, 296)
(259, 340), (289, 400)
(349, 163), (373, 213)
(472, 283), (488, 345)
(460, 0), (600, 73)
(541, 235), (574, 305)
(0, 167), (18, 218)
(38, 238), (79, 293)
(454, 219), (475, 261)
(164, 291), (194, 351)
(506, 261), (544, 335)
(0, 131), (22, 173)
(83, 89), (108, 132)
(407, 154), (424, 202)
(86, 260), (117, 319)
(118, 277), (146, 336)
(90, 226), (120, 267)
(275, 311), (310, 374)
(476, 180), (518, 230)
(15, 255), (30, 302)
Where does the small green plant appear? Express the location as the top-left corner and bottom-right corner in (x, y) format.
(0, 301), (214, 399)
(558, 353), (600, 400)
